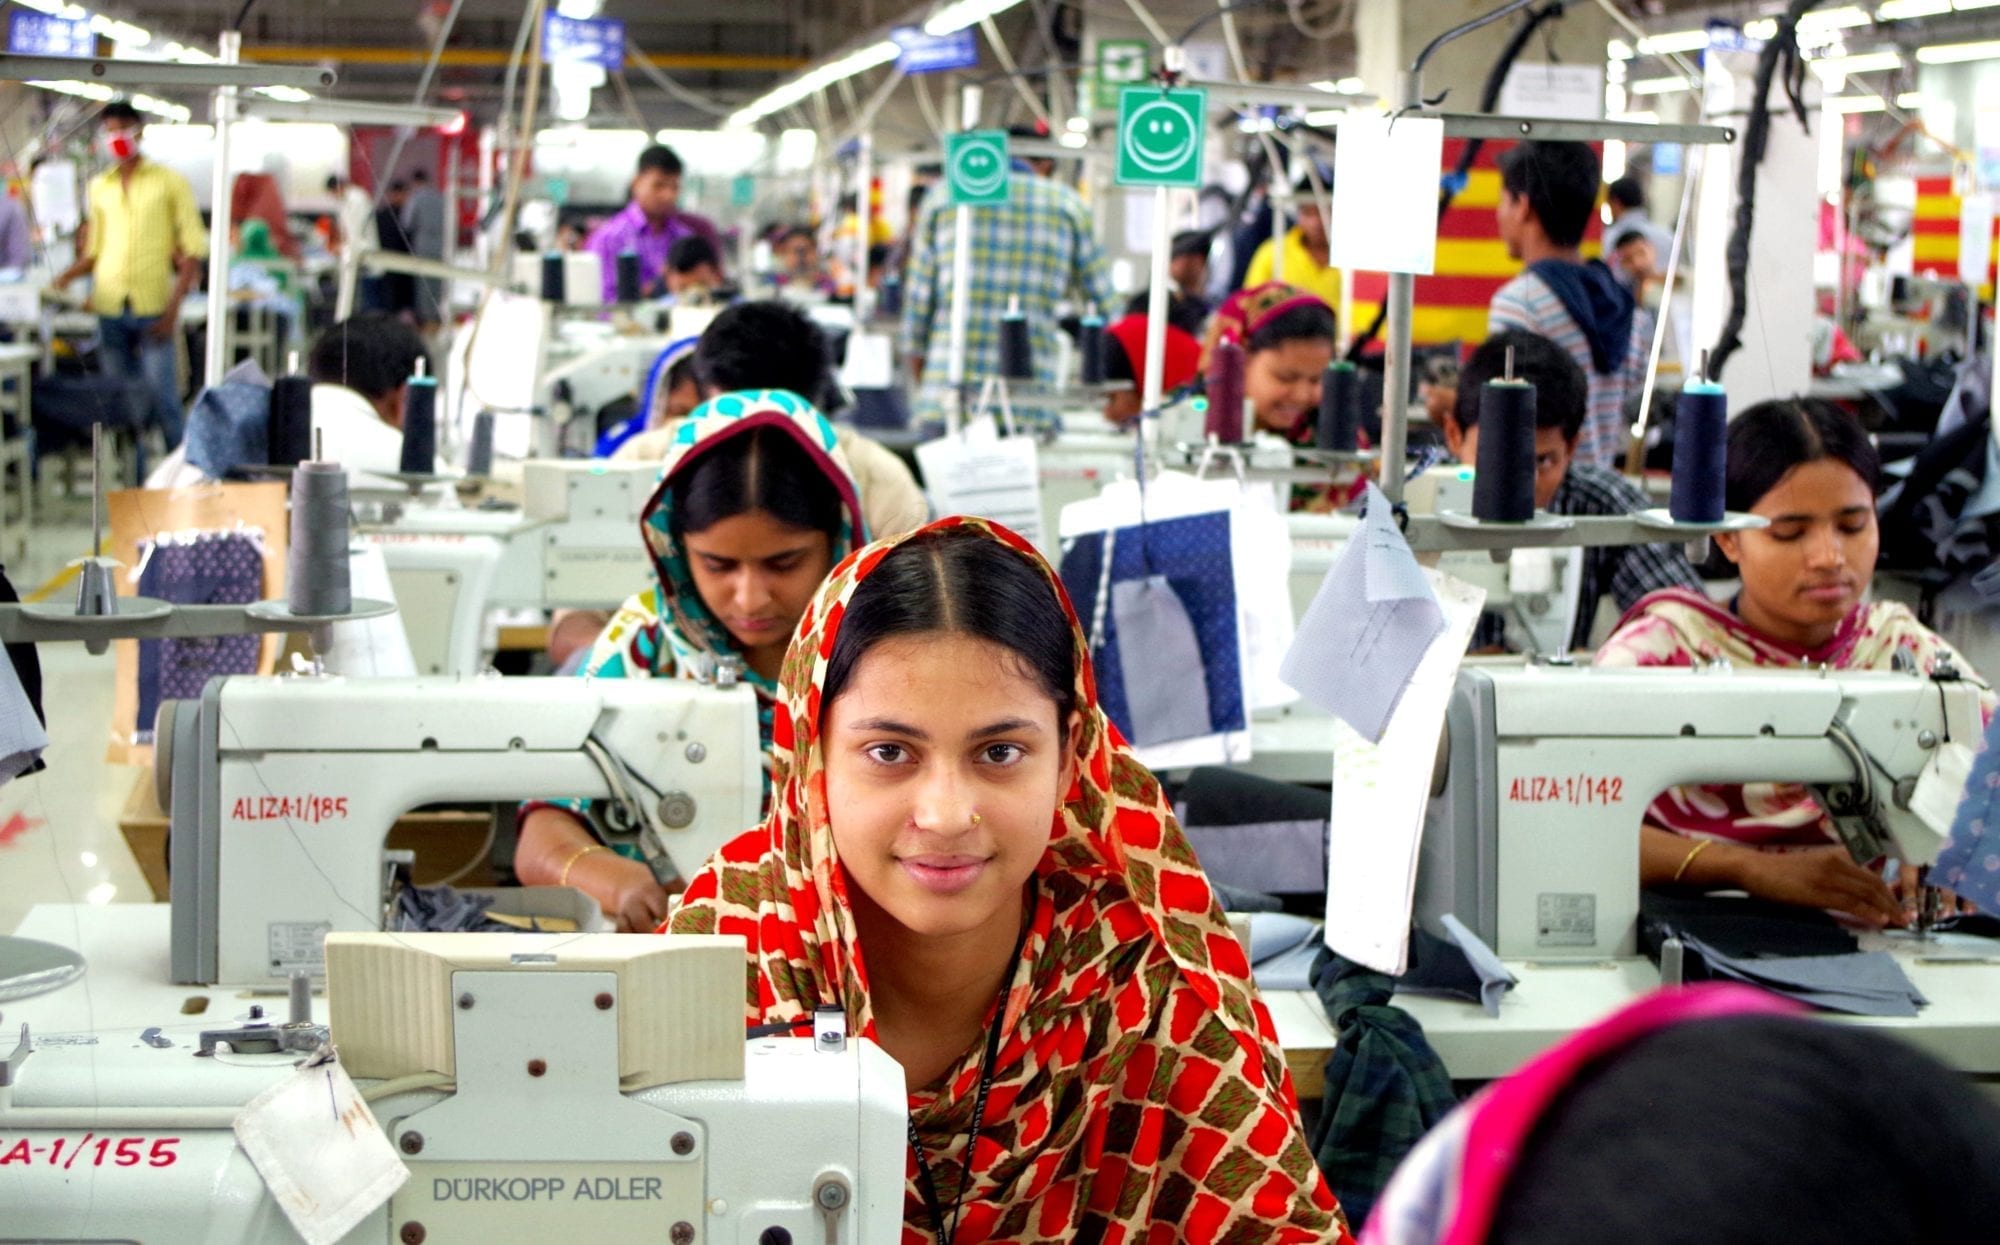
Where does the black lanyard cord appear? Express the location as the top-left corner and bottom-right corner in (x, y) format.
(908, 886), (1038, 1245)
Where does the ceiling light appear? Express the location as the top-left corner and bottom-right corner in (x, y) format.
(254, 85), (314, 103)
(1608, 38), (1635, 60)
(1954, 0), (2000, 9)
(727, 39), (900, 129)
(1812, 50), (1903, 74)
(1917, 39), (2000, 62)
(1057, 131), (1087, 148)
(29, 79), (117, 102)
(554, 0), (604, 15)
(1636, 30), (1710, 55)
(1877, 0), (1951, 16)
(1628, 76), (1692, 96)
(1800, 5), (1874, 29)
(1896, 91), (1924, 106)
(9, 0), (66, 13)
(922, 0), (1024, 37)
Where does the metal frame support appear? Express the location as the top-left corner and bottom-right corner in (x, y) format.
(0, 54), (333, 91)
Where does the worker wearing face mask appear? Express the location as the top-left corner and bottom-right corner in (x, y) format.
(53, 100), (207, 450)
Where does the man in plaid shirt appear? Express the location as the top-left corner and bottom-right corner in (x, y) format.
(1440, 330), (1703, 652)
(900, 168), (1116, 422)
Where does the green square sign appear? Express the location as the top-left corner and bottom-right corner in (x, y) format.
(1096, 39), (1149, 111)
(1115, 86), (1206, 188)
(730, 175), (755, 208)
(945, 130), (1011, 206)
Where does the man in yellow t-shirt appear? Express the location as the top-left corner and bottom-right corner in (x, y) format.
(54, 101), (206, 449)
(1241, 178), (1342, 315)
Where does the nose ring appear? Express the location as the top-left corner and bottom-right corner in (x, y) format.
(970, 812), (983, 826)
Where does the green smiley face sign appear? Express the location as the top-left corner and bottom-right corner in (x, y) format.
(946, 130), (1011, 206)
(1114, 86), (1207, 189)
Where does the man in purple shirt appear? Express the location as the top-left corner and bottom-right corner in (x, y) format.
(583, 144), (724, 303)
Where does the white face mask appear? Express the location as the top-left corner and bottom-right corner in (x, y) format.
(99, 130), (139, 162)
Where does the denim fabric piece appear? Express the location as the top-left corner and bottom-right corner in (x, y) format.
(183, 358), (274, 478)
(1936, 712), (2000, 918)
(135, 534), (264, 739)
(1058, 510), (1243, 741)
(1111, 575), (1211, 746)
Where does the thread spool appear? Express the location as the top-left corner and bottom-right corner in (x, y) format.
(540, 252), (566, 303)
(1206, 338), (1246, 443)
(1671, 356), (1728, 523)
(1471, 353), (1537, 523)
(287, 461), (352, 617)
(998, 297), (1033, 380)
(269, 374), (314, 468)
(399, 358), (437, 475)
(615, 250), (643, 303)
(1078, 313), (1106, 385)
(465, 410), (495, 477)
(1317, 360), (1359, 452)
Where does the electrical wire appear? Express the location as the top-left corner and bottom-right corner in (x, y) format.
(981, 14), (1056, 131)
(623, 37), (737, 119)
(1284, 0), (1356, 40)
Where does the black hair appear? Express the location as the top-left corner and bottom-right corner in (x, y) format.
(101, 101), (142, 125)
(1454, 330), (1588, 442)
(387, 180), (408, 195)
(1612, 229), (1653, 250)
(637, 144), (685, 178)
(777, 225), (815, 247)
(821, 527), (1078, 735)
(1102, 333), (1134, 385)
(1490, 1016), (2000, 1245)
(1246, 301), (1336, 355)
(694, 300), (830, 404)
(410, 169), (431, 184)
(307, 312), (428, 402)
(1121, 291), (1209, 338)
(1725, 397), (1881, 512)
(664, 351), (700, 395)
(1607, 175), (1646, 210)
(1170, 230), (1212, 261)
(672, 424), (845, 542)
(667, 234), (720, 274)
(866, 242), (892, 268)
(1499, 141), (1602, 249)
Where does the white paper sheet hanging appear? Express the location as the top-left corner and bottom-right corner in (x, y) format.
(1330, 111), (1444, 276)
(915, 417), (1044, 546)
(1323, 570), (1486, 975)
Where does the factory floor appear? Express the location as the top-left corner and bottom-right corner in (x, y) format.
(2, 517), (150, 937)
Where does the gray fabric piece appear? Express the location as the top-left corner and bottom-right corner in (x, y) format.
(0, 644), (47, 785)
(1247, 913), (1325, 991)
(1440, 913), (1518, 1017)
(1112, 575), (1212, 746)
(1681, 932), (1927, 1017)
(1184, 818), (1327, 895)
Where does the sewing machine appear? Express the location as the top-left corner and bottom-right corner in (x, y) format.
(161, 673), (759, 988)
(360, 460), (659, 673)
(0, 932), (905, 1243)
(1417, 663), (1985, 960)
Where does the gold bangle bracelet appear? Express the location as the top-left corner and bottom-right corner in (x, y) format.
(1672, 838), (1714, 884)
(558, 843), (609, 887)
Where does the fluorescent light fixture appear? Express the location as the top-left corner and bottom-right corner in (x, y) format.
(1636, 30), (1711, 55)
(29, 79), (117, 102)
(1301, 110), (1341, 125)
(922, 0), (1024, 36)
(1917, 38), (2000, 62)
(1955, 0), (2000, 9)
(554, 0), (604, 15)
(1628, 76), (1692, 96)
(1877, 0), (1951, 16)
(102, 19), (152, 44)
(1813, 50), (1903, 74)
(1057, 131), (1087, 148)
(727, 38), (899, 129)
(1801, 5), (1874, 28)
(1826, 95), (1889, 112)
(1608, 38), (1635, 60)
(1896, 91), (1924, 106)
(10, 0), (66, 12)
(254, 85), (314, 103)
(131, 92), (189, 121)
(1309, 77), (1369, 95)
(1064, 115), (1089, 133)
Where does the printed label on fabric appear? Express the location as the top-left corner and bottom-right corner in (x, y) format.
(1536, 893), (1596, 948)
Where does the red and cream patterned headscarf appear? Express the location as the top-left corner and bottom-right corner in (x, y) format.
(669, 515), (1348, 1245)
(1202, 280), (1329, 368)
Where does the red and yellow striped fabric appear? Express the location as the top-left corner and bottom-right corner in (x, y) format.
(1351, 140), (1602, 351)
(1913, 173), (1998, 297)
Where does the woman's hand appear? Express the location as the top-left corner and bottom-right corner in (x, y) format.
(1737, 846), (1906, 928)
(1889, 868), (1978, 924)
(604, 858), (671, 933)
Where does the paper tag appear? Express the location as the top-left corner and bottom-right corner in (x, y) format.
(234, 1054), (409, 1245)
(915, 425), (1043, 546)
(1912, 740), (1977, 844)
(1330, 111), (1444, 275)
(0, 284), (37, 321)
(841, 331), (895, 390)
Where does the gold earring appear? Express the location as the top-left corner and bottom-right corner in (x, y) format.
(970, 812), (983, 826)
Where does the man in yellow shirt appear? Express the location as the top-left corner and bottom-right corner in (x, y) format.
(54, 101), (206, 448)
(1241, 175), (1341, 315)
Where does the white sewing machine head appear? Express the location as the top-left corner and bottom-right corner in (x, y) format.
(0, 932), (905, 1243)
(1417, 663), (1985, 959)
(162, 675), (760, 988)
